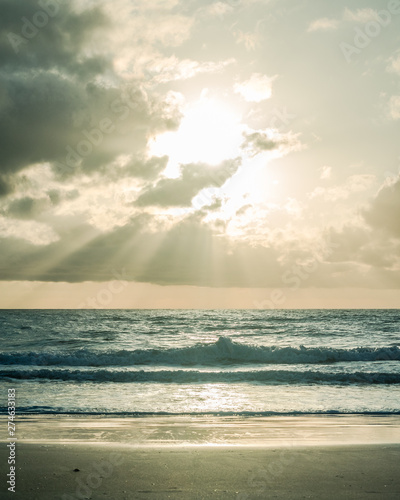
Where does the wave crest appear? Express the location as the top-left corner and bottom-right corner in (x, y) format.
(1, 368), (399, 385)
(1, 337), (399, 367)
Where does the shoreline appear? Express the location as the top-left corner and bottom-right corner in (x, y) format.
(1, 415), (400, 498)
(1, 414), (400, 446)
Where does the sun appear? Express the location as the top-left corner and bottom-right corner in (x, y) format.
(146, 91), (285, 226)
(148, 93), (243, 177)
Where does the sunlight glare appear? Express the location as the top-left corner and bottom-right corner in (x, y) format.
(148, 95), (242, 177)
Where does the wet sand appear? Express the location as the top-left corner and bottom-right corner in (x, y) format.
(1, 415), (400, 499)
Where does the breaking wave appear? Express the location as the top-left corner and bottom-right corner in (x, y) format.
(1, 368), (399, 385)
(1, 337), (399, 367)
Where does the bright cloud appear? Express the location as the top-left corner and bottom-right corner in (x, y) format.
(320, 166), (332, 180)
(387, 53), (400, 75)
(388, 95), (400, 120)
(343, 8), (381, 23)
(147, 57), (235, 83)
(234, 74), (276, 102)
(307, 18), (339, 32)
(310, 175), (375, 201)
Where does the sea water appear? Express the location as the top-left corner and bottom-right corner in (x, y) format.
(0, 309), (399, 415)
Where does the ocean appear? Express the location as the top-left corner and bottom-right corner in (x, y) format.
(0, 309), (399, 415)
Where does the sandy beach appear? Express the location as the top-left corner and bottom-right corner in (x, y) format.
(1, 415), (400, 499)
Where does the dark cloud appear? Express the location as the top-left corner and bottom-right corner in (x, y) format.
(236, 204), (252, 216)
(0, 71), (180, 183)
(136, 159), (240, 207)
(317, 176), (400, 283)
(1, 70), (90, 175)
(125, 156), (169, 180)
(1, 190), (80, 220)
(47, 189), (61, 206)
(364, 177), (400, 238)
(203, 198), (223, 212)
(0, 1), (182, 194)
(105, 155), (169, 182)
(4, 196), (49, 219)
(242, 131), (280, 152)
(0, 174), (14, 196)
(324, 210), (400, 287)
(327, 177), (400, 271)
(0, 1), (110, 76)
(241, 130), (299, 156)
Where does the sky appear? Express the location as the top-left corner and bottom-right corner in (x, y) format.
(0, 0), (400, 308)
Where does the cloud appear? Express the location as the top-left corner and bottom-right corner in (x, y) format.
(0, 1), (116, 193)
(0, 0), (399, 294)
(4, 196), (50, 220)
(0, 215), (59, 246)
(321, 175), (400, 285)
(147, 56), (235, 84)
(101, 0), (194, 78)
(136, 159), (240, 207)
(0, 1), (184, 195)
(307, 8), (388, 34)
(307, 18), (339, 32)
(126, 14), (193, 48)
(1, 209), (398, 288)
(364, 176), (400, 238)
(388, 95), (400, 120)
(387, 52), (400, 75)
(0, 72), (180, 186)
(327, 223), (400, 278)
(320, 166), (332, 180)
(236, 204), (252, 217)
(0, 175), (14, 197)
(0, 1), (110, 75)
(343, 8), (380, 23)
(233, 29), (261, 51)
(234, 73), (276, 102)
(202, 198), (223, 212)
(105, 155), (169, 181)
(197, 1), (233, 19)
(131, 0), (181, 11)
(0, 212), (285, 286)
(310, 175), (375, 201)
(241, 129), (302, 156)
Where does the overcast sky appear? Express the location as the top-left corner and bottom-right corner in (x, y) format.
(1, 0), (400, 308)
